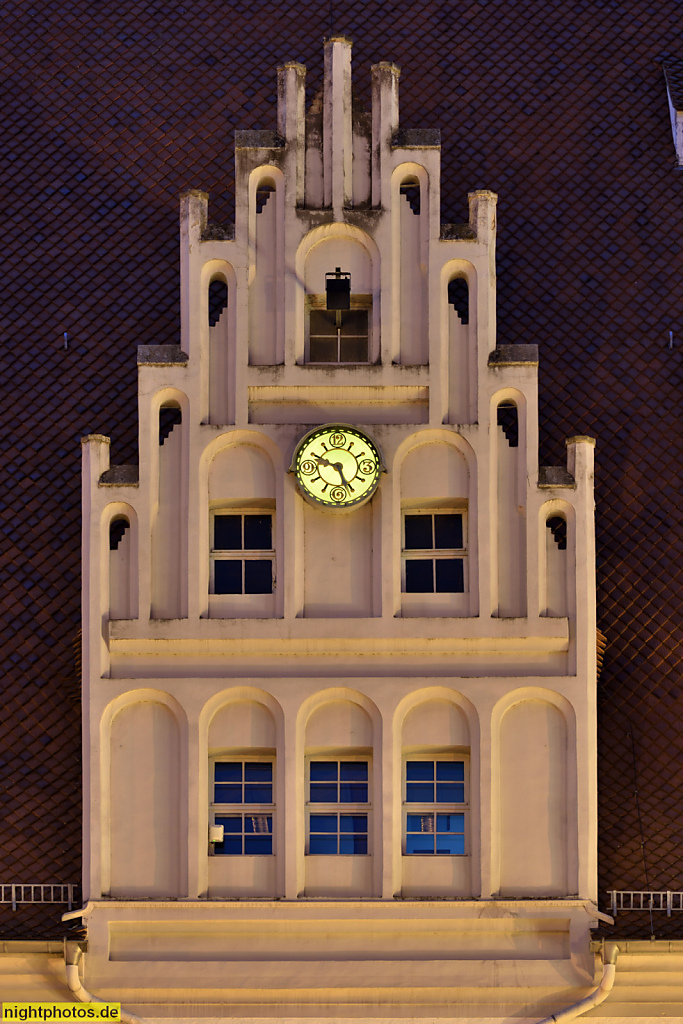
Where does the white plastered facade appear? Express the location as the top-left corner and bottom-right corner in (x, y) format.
(73, 37), (614, 1023)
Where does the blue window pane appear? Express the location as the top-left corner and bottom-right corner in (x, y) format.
(309, 834), (338, 854)
(215, 560), (242, 594)
(221, 836), (243, 854)
(406, 762), (434, 781)
(214, 784), (243, 803)
(436, 782), (465, 803)
(245, 835), (273, 855)
(245, 784), (272, 803)
(310, 815), (338, 832)
(340, 835), (367, 854)
(310, 783), (338, 802)
(244, 815), (272, 834)
(310, 762), (338, 781)
(340, 782), (368, 803)
(340, 761), (368, 781)
(406, 834), (435, 854)
(436, 761), (464, 781)
(215, 763), (242, 782)
(435, 834), (465, 855)
(437, 813), (464, 832)
(340, 814), (368, 832)
(406, 782), (434, 802)
(406, 814), (431, 832)
(216, 816), (242, 833)
(245, 762), (272, 782)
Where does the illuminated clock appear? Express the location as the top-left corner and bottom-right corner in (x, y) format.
(290, 425), (385, 510)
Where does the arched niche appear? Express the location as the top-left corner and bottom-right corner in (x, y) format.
(498, 697), (569, 896)
(305, 698), (373, 750)
(304, 235), (373, 293)
(104, 501), (138, 620)
(399, 440), (471, 617)
(208, 443), (276, 502)
(392, 163), (429, 365)
(401, 440), (469, 500)
(249, 166), (285, 365)
(209, 699), (277, 750)
(301, 692), (378, 898)
(202, 259), (237, 425)
(402, 698), (470, 750)
(108, 698), (183, 897)
(442, 259), (476, 425)
(491, 388), (527, 618)
(151, 389), (188, 620)
(302, 233), (376, 364)
(207, 442), (277, 618)
(206, 696), (280, 898)
(399, 694), (473, 898)
(540, 499), (575, 619)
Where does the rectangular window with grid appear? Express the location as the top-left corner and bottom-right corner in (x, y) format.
(309, 309), (369, 363)
(211, 512), (274, 595)
(211, 760), (274, 856)
(402, 512), (466, 593)
(307, 759), (369, 856)
(404, 759), (467, 856)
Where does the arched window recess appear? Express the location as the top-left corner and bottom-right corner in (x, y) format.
(309, 266), (369, 364)
(208, 279), (228, 328)
(497, 402), (518, 448)
(448, 277), (469, 325)
(400, 179), (420, 215)
(546, 515), (567, 550)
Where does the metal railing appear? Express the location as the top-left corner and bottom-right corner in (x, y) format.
(1, 884), (78, 912)
(609, 890), (683, 917)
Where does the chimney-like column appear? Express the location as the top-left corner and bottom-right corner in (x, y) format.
(371, 61), (400, 207)
(179, 189), (208, 364)
(323, 36), (353, 215)
(277, 61), (306, 206)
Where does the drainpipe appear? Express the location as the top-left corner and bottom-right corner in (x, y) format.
(64, 941), (146, 1024)
(537, 943), (619, 1024)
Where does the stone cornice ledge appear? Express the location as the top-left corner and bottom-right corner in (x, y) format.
(109, 616), (569, 656)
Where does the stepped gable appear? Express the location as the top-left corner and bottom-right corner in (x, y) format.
(1, 0), (682, 938)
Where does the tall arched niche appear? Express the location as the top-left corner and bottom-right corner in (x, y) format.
(498, 697), (570, 896)
(207, 696), (280, 898)
(302, 232), (377, 364)
(107, 696), (184, 898)
(399, 439), (472, 617)
(207, 442), (277, 618)
(302, 692), (378, 898)
(400, 696), (473, 898)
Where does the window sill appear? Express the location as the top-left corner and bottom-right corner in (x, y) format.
(400, 592), (471, 617)
(208, 593), (276, 618)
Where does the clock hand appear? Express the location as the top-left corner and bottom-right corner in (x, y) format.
(316, 455), (353, 491)
(333, 462), (353, 490)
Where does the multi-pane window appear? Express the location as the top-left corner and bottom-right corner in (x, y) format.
(404, 759), (467, 856)
(402, 512), (466, 593)
(211, 512), (274, 595)
(211, 760), (274, 856)
(307, 760), (369, 855)
(309, 309), (369, 363)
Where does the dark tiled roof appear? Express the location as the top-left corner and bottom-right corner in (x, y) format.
(1, 0), (682, 940)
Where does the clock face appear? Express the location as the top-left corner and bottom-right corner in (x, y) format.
(291, 425), (384, 510)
